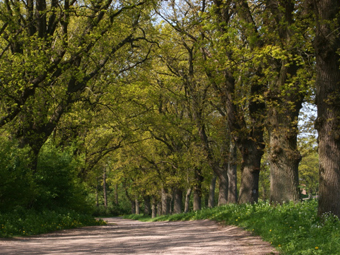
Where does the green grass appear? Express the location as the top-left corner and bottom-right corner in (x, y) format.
(0, 208), (106, 238)
(124, 200), (340, 255)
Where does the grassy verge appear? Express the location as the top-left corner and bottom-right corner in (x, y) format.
(124, 200), (340, 255)
(0, 208), (106, 238)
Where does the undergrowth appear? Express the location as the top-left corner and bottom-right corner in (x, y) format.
(124, 199), (340, 255)
(0, 208), (106, 238)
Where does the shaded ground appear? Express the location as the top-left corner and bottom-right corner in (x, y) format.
(0, 218), (278, 254)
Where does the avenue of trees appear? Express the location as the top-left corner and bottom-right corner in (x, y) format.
(0, 0), (339, 218)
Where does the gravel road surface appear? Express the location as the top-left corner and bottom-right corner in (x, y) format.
(0, 218), (278, 254)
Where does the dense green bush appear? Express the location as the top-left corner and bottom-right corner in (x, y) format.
(0, 138), (92, 213)
(34, 142), (91, 212)
(0, 208), (106, 238)
(0, 139), (105, 238)
(0, 139), (36, 211)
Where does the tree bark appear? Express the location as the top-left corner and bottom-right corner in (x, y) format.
(135, 197), (140, 214)
(103, 170), (107, 207)
(195, 115), (229, 205)
(130, 200), (136, 215)
(313, 0), (340, 217)
(123, 182), (135, 214)
(268, 119), (301, 203)
(217, 169), (228, 205)
(143, 196), (151, 216)
(208, 174), (217, 208)
(238, 140), (264, 204)
(193, 168), (203, 211)
(263, 0), (304, 204)
(151, 196), (157, 218)
(157, 199), (162, 216)
(227, 140), (238, 203)
(96, 177), (99, 207)
(115, 184), (119, 205)
(184, 187), (192, 213)
(161, 188), (170, 215)
(173, 187), (183, 214)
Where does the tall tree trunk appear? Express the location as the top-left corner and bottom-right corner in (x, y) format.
(130, 200), (136, 215)
(184, 187), (192, 213)
(115, 184), (119, 205)
(211, 0), (266, 205)
(173, 187), (183, 214)
(195, 115), (229, 205)
(151, 196), (157, 218)
(135, 196), (140, 214)
(161, 188), (170, 215)
(193, 190), (201, 211)
(123, 182), (135, 214)
(264, 0), (304, 204)
(193, 168), (203, 211)
(227, 140), (238, 203)
(157, 200), (162, 216)
(96, 177), (99, 207)
(144, 196), (151, 216)
(238, 140), (264, 204)
(217, 169), (228, 205)
(103, 170), (107, 207)
(204, 193), (208, 208)
(314, 0), (340, 218)
(268, 118), (301, 203)
(208, 174), (217, 208)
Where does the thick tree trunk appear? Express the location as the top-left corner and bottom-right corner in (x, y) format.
(173, 188), (183, 214)
(227, 140), (238, 203)
(193, 191), (201, 211)
(157, 200), (162, 216)
(264, 1), (303, 204)
(268, 120), (301, 203)
(314, 0), (340, 218)
(161, 188), (170, 215)
(217, 169), (228, 205)
(238, 141), (264, 204)
(184, 187), (192, 213)
(143, 196), (151, 216)
(208, 174), (217, 208)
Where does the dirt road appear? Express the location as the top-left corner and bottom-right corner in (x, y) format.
(0, 218), (278, 254)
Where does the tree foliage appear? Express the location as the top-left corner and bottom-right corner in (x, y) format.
(2, 0), (340, 218)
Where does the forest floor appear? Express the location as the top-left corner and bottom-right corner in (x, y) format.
(0, 217), (278, 254)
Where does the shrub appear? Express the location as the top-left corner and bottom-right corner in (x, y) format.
(0, 138), (36, 211)
(0, 208), (106, 238)
(34, 142), (91, 213)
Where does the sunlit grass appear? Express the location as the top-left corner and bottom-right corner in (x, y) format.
(124, 200), (340, 255)
(0, 208), (106, 238)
